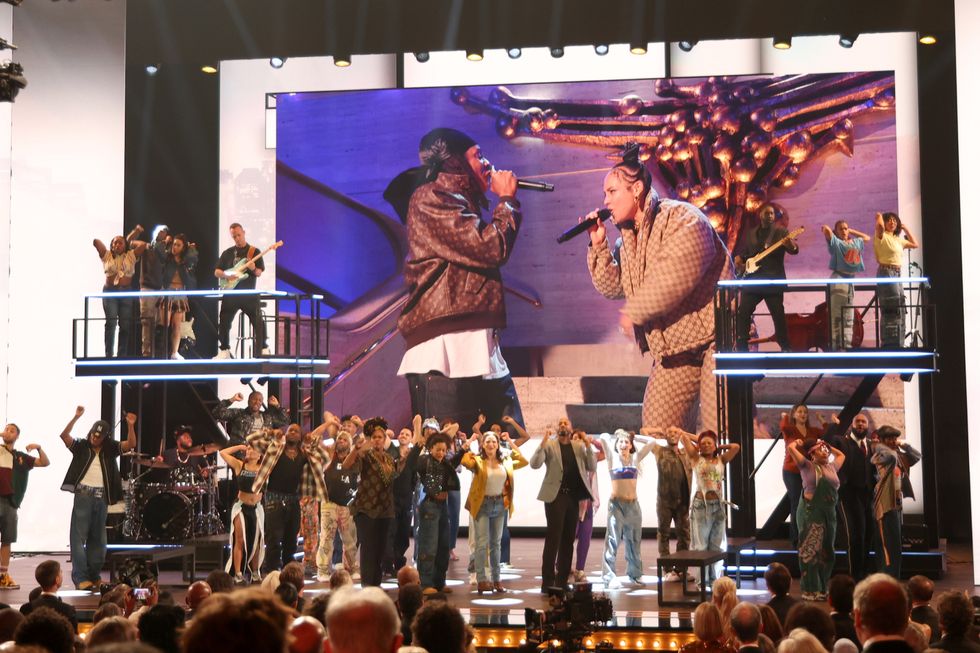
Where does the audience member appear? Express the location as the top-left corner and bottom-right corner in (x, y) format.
(204, 569), (234, 594)
(330, 569), (353, 590)
(908, 576), (941, 646)
(397, 566), (421, 587)
(183, 587), (293, 653)
(853, 573), (913, 653)
(126, 580), (159, 624)
(786, 602), (836, 651)
(934, 591), (980, 653)
(100, 585), (131, 611)
(281, 562), (307, 612)
(778, 628), (828, 653)
(276, 582), (300, 613)
(679, 602), (736, 653)
(87, 643), (161, 653)
(766, 563), (800, 627)
(325, 586), (402, 653)
(760, 605), (785, 644)
(714, 576), (739, 640)
(0, 607), (24, 643)
(303, 593), (331, 628)
(184, 580), (212, 619)
(290, 615), (327, 653)
(411, 600), (467, 653)
(905, 621), (930, 653)
(828, 574), (860, 647)
(13, 607), (75, 653)
(397, 583), (424, 646)
(85, 616), (137, 648)
(731, 602), (764, 653)
(19, 560), (77, 631)
(137, 604), (185, 653)
(93, 603), (122, 624)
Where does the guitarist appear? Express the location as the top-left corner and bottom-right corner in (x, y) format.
(734, 202), (799, 352)
(214, 223), (269, 358)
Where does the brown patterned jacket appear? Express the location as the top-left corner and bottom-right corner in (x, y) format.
(398, 170), (522, 349)
(587, 196), (733, 359)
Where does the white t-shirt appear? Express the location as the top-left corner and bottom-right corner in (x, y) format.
(80, 452), (104, 488)
(397, 328), (510, 380)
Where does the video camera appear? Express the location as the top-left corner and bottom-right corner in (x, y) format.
(523, 583), (614, 652)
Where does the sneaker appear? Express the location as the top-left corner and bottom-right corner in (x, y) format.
(469, 573), (477, 586)
(500, 562), (514, 570)
(629, 576), (646, 587)
(260, 347), (271, 356)
(663, 571), (681, 582)
(0, 574), (19, 590)
(816, 592), (828, 601)
(234, 574), (246, 585)
(605, 577), (623, 590)
(251, 570), (262, 583)
(213, 349), (233, 360)
(802, 592), (819, 601)
(170, 352), (184, 360)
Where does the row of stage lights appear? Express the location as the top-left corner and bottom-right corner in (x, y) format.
(143, 31), (940, 75)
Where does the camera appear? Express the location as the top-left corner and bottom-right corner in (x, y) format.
(522, 583), (613, 652)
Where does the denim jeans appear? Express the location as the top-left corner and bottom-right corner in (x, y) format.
(103, 295), (133, 358)
(447, 489), (461, 551)
(603, 498), (643, 583)
(877, 266), (905, 348)
(262, 494), (301, 573)
(690, 496), (726, 582)
(70, 492), (108, 587)
(416, 499), (450, 589)
(829, 271), (855, 350)
(473, 496), (506, 583)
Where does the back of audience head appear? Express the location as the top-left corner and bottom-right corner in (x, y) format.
(904, 621), (929, 653)
(936, 590), (974, 638)
(713, 576), (738, 617)
(276, 582), (300, 612)
(693, 602), (725, 643)
(303, 593), (331, 628)
(93, 603), (123, 624)
(854, 573), (909, 642)
(14, 607), (75, 653)
(397, 584), (424, 645)
(138, 604), (186, 653)
(731, 602), (762, 645)
(100, 585), (130, 609)
(0, 608), (24, 643)
(786, 602), (836, 650)
(397, 566), (420, 587)
(778, 628), (828, 653)
(290, 615), (326, 653)
(85, 616), (137, 648)
(759, 605), (785, 642)
(330, 569), (353, 590)
(87, 643), (161, 653)
(325, 586), (402, 653)
(907, 576), (934, 605)
(34, 560), (61, 591)
(281, 562), (306, 593)
(765, 563), (792, 597)
(185, 580), (212, 612)
(204, 569), (235, 594)
(183, 587), (294, 653)
(411, 600), (466, 653)
(828, 575), (855, 615)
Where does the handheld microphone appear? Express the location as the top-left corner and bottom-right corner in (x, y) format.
(556, 209), (612, 244)
(516, 178), (554, 192)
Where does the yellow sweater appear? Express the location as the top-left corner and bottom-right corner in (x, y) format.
(460, 447), (528, 517)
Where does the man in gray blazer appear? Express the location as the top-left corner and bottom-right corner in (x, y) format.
(530, 418), (597, 591)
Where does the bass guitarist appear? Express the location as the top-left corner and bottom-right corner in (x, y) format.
(214, 222), (269, 358)
(734, 202), (800, 352)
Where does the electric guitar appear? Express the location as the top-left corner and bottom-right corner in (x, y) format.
(219, 240), (284, 290)
(740, 227), (804, 277)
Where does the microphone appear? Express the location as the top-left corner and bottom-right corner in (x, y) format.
(516, 178), (554, 192)
(556, 209), (612, 244)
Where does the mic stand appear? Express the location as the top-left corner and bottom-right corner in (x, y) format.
(905, 250), (923, 348)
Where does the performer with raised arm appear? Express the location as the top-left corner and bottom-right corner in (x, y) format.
(212, 391), (288, 446)
(154, 426), (211, 479)
(873, 212), (919, 348)
(157, 233), (197, 360)
(131, 225), (169, 358)
(585, 143), (732, 434)
(780, 404), (828, 547)
(316, 422), (360, 583)
(219, 442), (264, 584)
(385, 127), (526, 436)
(213, 223), (269, 358)
(785, 438), (846, 601)
(870, 426), (921, 578)
(678, 428), (740, 584)
(530, 417), (597, 592)
(734, 203), (800, 352)
(639, 426), (693, 581)
(0, 422), (50, 590)
(93, 225), (145, 358)
(822, 221), (870, 350)
(59, 406), (137, 590)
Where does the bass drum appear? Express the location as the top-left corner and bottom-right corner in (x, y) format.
(140, 490), (194, 541)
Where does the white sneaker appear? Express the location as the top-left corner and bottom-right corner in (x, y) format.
(213, 349), (233, 360)
(500, 562), (514, 570)
(605, 577), (622, 590)
(260, 347), (272, 356)
(170, 352), (184, 360)
(351, 572), (361, 582)
(629, 576), (646, 587)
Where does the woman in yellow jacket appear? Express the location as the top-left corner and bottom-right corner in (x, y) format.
(460, 430), (528, 594)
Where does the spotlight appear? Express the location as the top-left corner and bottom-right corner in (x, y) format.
(772, 35), (792, 49)
(507, 47), (522, 59)
(838, 33), (859, 48)
(466, 48), (483, 61)
(594, 44), (609, 55)
(550, 46), (564, 58)
(0, 62), (26, 102)
(201, 64), (218, 74)
(630, 41), (648, 55)
(678, 40), (698, 52)
(145, 64), (160, 76)
(333, 54), (351, 67)
(918, 33), (937, 45)
(269, 56), (286, 69)
(414, 51), (430, 63)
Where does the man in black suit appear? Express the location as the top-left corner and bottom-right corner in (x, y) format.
(829, 573), (860, 647)
(854, 573), (915, 653)
(933, 591), (980, 653)
(19, 560), (77, 632)
(908, 575), (941, 646)
(832, 413), (876, 580)
(731, 602), (764, 653)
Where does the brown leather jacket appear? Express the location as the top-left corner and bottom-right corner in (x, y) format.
(398, 170), (522, 348)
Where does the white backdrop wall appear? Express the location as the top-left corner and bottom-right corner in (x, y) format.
(3, 0), (126, 551)
(0, 5), (12, 414)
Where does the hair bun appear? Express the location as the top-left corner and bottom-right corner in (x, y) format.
(621, 141), (642, 166)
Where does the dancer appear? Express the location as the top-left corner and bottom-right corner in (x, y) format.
(316, 428), (359, 583)
(872, 212), (918, 348)
(131, 225), (169, 358)
(572, 430), (602, 584)
(585, 143), (732, 434)
(785, 438), (846, 600)
(93, 226), (144, 358)
(212, 391), (288, 446)
(157, 233), (197, 360)
(214, 222), (270, 358)
(780, 404), (826, 547)
(219, 443), (264, 583)
(870, 426), (920, 578)
(640, 426), (693, 581)
(459, 429), (528, 593)
(0, 422), (50, 589)
(384, 424), (417, 577)
(822, 221), (870, 350)
(830, 413), (876, 580)
(679, 428), (740, 584)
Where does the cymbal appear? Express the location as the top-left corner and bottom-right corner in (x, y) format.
(136, 458), (172, 469)
(122, 450), (151, 457)
(185, 444), (220, 456)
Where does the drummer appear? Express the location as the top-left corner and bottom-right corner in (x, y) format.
(154, 426), (212, 479)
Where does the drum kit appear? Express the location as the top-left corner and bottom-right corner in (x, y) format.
(121, 444), (225, 542)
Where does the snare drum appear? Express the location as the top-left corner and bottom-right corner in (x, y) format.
(169, 467), (206, 494)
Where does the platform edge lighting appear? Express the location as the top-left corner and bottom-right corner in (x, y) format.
(838, 33), (859, 48)
(269, 56), (286, 68)
(594, 43), (609, 55)
(629, 41), (647, 55)
(413, 51), (430, 63)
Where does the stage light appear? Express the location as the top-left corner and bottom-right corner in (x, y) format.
(678, 40), (698, 52)
(507, 47), (522, 59)
(144, 64), (159, 76)
(269, 56), (286, 68)
(918, 33), (937, 45)
(550, 46), (564, 58)
(630, 41), (648, 55)
(414, 51), (430, 63)
(333, 54), (351, 67)
(773, 35), (792, 49)
(466, 48), (484, 61)
(838, 33), (859, 48)
(594, 44), (609, 55)
(0, 62), (25, 102)
(201, 64), (218, 74)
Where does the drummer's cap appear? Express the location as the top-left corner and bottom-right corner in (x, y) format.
(88, 420), (111, 438)
(175, 425), (193, 436)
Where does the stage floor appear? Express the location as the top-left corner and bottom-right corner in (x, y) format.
(3, 538), (975, 624)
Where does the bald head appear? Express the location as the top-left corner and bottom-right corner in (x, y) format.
(290, 615), (326, 653)
(396, 566), (420, 587)
(731, 602), (762, 645)
(325, 587), (401, 653)
(185, 581), (212, 611)
(854, 573), (909, 642)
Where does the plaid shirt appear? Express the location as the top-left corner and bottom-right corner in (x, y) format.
(588, 197), (733, 359)
(251, 433), (327, 501)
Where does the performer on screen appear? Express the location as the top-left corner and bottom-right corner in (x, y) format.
(585, 143), (732, 433)
(213, 222), (269, 359)
(384, 127), (526, 439)
(734, 203), (799, 352)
